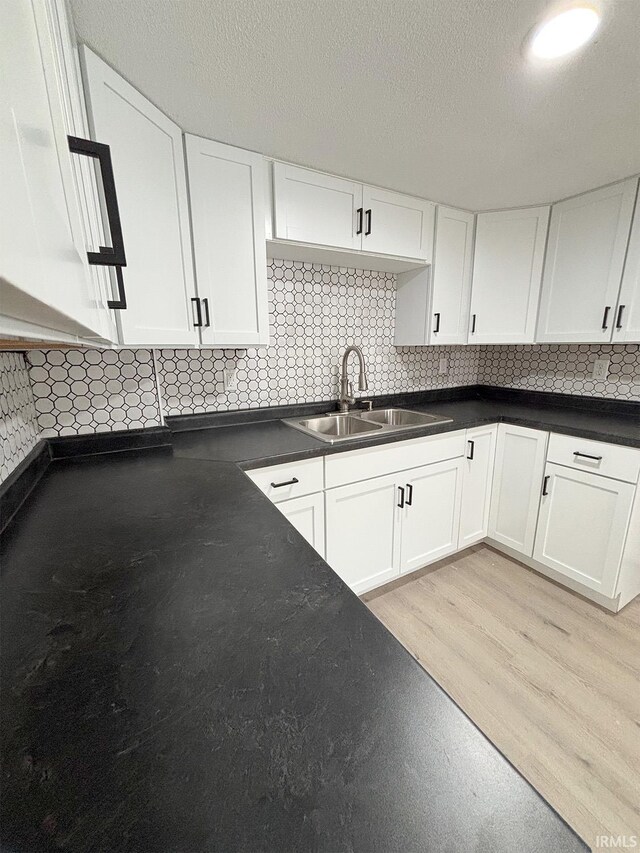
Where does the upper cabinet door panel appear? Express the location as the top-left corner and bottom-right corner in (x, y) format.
(185, 136), (269, 347)
(361, 186), (435, 261)
(273, 162), (361, 250)
(469, 206), (549, 344)
(614, 186), (640, 343)
(430, 206), (474, 344)
(1, 0), (102, 339)
(81, 47), (198, 347)
(536, 178), (638, 343)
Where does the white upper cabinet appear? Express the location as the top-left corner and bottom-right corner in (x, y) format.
(81, 47), (198, 347)
(272, 161), (435, 262)
(536, 178), (638, 343)
(430, 206), (474, 344)
(613, 186), (640, 342)
(185, 136), (269, 348)
(1, 0), (110, 341)
(468, 206), (550, 344)
(273, 162), (362, 251)
(361, 186), (435, 261)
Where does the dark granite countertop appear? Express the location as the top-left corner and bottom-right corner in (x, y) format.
(5, 386), (634, 851)
(171, 395), (640, 469)
(0, 454), (588, 851)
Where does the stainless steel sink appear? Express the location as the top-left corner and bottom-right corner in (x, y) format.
(286, 414), (383, 443)
(283, 407), (452, 444)
(360, 408), (448, 427)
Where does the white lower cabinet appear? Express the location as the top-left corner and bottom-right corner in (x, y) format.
(325, 473), (401, 594)
(488, 424), (548, 556)
(533, 463), (635, 598)
(325, 457), (464, 594)
(459, 425), (498, 548)
(399, 459), (463, 574)
(278, 492), (325, 559)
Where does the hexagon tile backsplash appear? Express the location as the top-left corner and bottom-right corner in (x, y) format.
(1, 261), (639, 486)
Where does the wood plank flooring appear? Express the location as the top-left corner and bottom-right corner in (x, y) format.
(363, 544), (640, 850)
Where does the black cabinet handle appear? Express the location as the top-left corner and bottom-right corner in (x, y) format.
(397, 486), (405, 508)
(356, 207), (363, 235)
(433, 312), (441, 333)
(615, 304), (625, 330)
(471, 314), (477, 334)
(573, 451), (603, 461)
(365, 209), (372, 236)
(405, 484), (413, 506)
(542, 475), (550, 496)
(108, 267), (127, 310)
(602, 305), (611, 330)
(467, 440), (474, 460)
(68, 136), (126, 267)
(271, 477), (299, 488)
(191, 297), (203, 327)
(68, 135), (128, 309)
(202, 298), (210, 327)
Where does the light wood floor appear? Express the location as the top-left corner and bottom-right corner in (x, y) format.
(364, 545), (640, 850)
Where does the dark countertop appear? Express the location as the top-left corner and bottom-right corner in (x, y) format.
(0, 445), (589, 851)
(171, 396), (640, 469)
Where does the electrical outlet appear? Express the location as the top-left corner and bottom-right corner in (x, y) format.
(223, 368), (237, 391)
(592, 358), (610, 381)
(438, 357), (448, 375)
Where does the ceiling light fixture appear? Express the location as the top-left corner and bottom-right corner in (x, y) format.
(529, 5), (601, 59)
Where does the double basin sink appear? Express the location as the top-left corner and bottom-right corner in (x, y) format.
(284, 408), (453, 444)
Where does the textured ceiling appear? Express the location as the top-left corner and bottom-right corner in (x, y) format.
(69, 0), (640, 210)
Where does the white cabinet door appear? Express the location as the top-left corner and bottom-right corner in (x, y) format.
(1, 0), (104, 339)
(399, 459), (463, 575)
(614, 188), (640, 343)
(469, 206), (550, 344)
(278, 493), (325, 559)
(361, 186), (435, 261)
(38, 0), (118, 344)
(459, 425), (498, 548)
(533, 463), (635, 597)
(186, 136), (269, 347)
(325, 473), (400, 594)
(273, 162), (362, 250)
(536, 178), (638, 343)
(488, 424), (548, 556)
(430, 206), (475, 344)
(81, 47), (198, 347)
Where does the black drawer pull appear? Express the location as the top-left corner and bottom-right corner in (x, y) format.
(356, 207), (363, 235)
(542, 475), (550, 496)
(573, 452), (603, 462)
(405, 483), (413, 506)
(467, 440), (474, 460)
(397, 486), (405, 508)
(433, 312), (441, 333)
(202, 297), (210, 327)
(365, 208), (372, 236)
(471, 313), (477, 334)
(601, 305), (611, 330)
(615, 304), (625, 330)
(271, 477), (299, 488)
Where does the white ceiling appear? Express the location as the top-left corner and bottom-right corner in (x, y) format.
(69, 0), (640, 211)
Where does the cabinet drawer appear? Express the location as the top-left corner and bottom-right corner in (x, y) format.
(325, 431), (466, 488)
(547, 433), (640, 484)
(246, 457), (324, 503)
